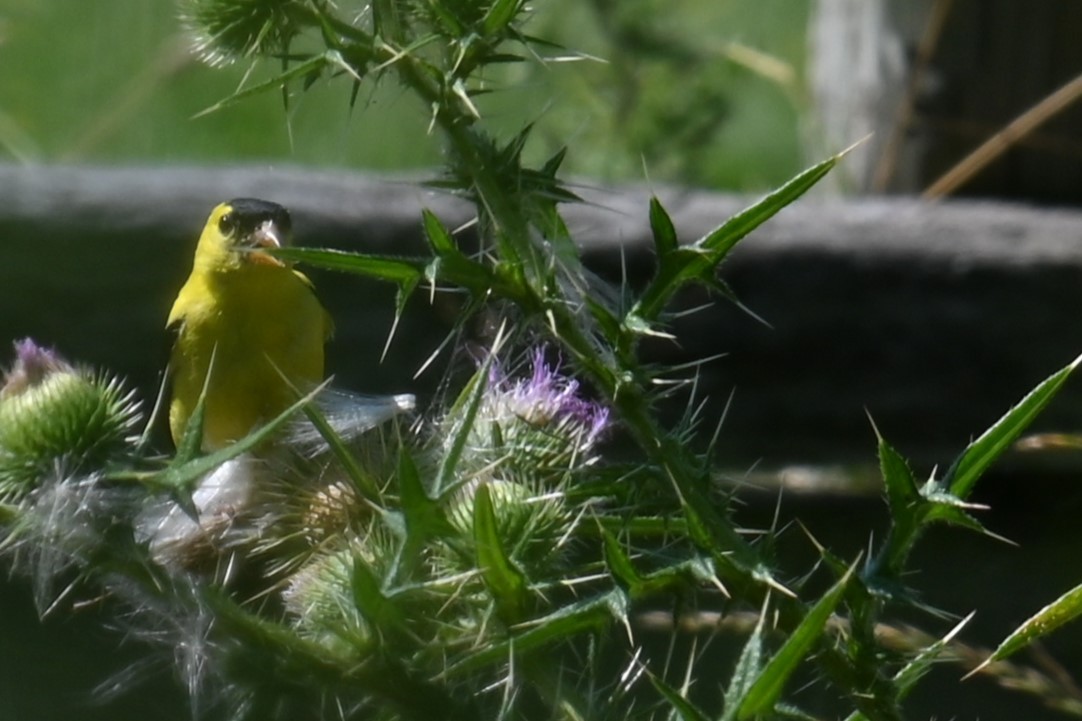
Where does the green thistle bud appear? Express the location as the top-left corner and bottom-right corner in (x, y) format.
(252, 471), (370, 579)
(282, 538), (389, 656)
(182, 0), (312, 67)
(251, 419), (406, 578)
(444, 478), (572, 571)
(0, 340), (140, 503)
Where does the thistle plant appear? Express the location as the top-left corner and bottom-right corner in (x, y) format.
(0, 339), (140, 503)
(0, 339), (141, 610)
(5, 2), (1082, 720)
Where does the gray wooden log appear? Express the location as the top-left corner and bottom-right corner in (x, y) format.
(3, 164), (1082, 471)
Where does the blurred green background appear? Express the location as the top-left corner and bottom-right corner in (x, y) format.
(0, 0), (810, 189)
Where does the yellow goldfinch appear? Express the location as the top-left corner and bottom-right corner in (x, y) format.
(167, 199), (333, 451)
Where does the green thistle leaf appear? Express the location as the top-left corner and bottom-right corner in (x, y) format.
(351, 555), (409, 640)
(737, 562), (854, 719)
(650, 672), (711, 721)
(394, 446), (452, 583)
(945, 354), (1081, 499)
(482, 0), (525, 37)
(632, 152), (838, 323)
(974, 584), (1082, 674)
(273, 246), (425, 285)
(723, 601), (767, 721)
(192, 52), (331, 118)
(150, 380), (326, 496)
(436, 354), (495, 497)
(446, 590), (622, 675)
(473, 481), (529, 623)
(648, 195), (678, 256)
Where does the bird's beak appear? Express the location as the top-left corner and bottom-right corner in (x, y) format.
(247, 220), (287, 266)
(252, 220), (283, 250)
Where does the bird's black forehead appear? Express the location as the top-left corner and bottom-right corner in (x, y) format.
(225, 198), (292, 232)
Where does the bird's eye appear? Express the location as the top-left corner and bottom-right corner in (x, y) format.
(218, 212), (236, 236)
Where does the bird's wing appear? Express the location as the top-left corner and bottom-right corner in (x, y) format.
(153, 314), (186, 447)
(164, 314), (186, 366)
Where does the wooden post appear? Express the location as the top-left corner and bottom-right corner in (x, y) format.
(810, 0), (1082, 203)
(808, 0), (931, 191)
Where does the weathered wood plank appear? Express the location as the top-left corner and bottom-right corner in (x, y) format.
(3, 164), (1082, 470)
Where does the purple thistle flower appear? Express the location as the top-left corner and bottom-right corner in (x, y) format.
(0, 339), (141, 504)
(515, 348), (609, 446)
(483, 347), (609, 458)
(2, 339), (71, 400)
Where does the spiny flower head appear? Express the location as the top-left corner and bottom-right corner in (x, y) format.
(494, 347), (610, 447)
(443, 477), (573, 573)
(0, 339), (141, 503)
(454, 347), (610, 487)
(281, 530), (399, 658)
(431, 347), (607, 576)
(182, 0), (312, 67)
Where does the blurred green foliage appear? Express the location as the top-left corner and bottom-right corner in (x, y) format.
(0, 0), (808, 188)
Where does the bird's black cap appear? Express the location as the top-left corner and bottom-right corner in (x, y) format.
(223, 198), (292, 236)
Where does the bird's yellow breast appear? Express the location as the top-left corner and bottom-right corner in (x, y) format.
(168, 262), (330, 450)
